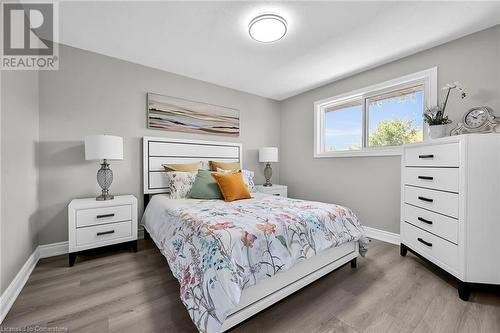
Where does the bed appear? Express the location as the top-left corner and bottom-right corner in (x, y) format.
(141, 136), (368, 333)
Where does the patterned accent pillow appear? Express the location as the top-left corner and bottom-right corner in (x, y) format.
(216, 168), (256, 192)
(166, 171), (197, 199)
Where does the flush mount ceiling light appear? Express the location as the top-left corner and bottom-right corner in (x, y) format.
(248, 14), (287, 43)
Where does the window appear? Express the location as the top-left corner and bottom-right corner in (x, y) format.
(314, 68), (437, 157)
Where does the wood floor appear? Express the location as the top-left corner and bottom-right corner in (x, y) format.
(2, 239), (499, 333)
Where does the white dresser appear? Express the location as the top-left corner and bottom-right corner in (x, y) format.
(400, 134), (500, 300)
(68, 195), (138, 266)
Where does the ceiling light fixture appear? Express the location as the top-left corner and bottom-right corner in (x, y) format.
(248, 14), (287, 43)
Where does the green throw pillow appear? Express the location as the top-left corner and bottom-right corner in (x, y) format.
(189, 170), (223, 199)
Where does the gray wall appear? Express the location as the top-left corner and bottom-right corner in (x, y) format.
(1, 71), (39, 293)
(38, 45), (281, 245)
(279, 25), (500, 234)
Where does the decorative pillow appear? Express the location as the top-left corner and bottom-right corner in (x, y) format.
(209, 161), (240, 171)
(189, 170), (223, 199)
(211, 172), (252, 202)
(216, 168), (256, 192)
(163, 162), (202, 172)
(165, 171), (197, 199)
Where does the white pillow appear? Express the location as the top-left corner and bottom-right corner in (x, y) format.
(216, 168), (256, 192)
(165, 171), (197, 199)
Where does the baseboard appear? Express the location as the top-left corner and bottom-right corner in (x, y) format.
(0, 248), (39, 323)
(364, 226), (400, 245)
(38, 241), (69, 259)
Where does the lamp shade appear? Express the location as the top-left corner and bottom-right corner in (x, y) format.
(85, 135), (123, 160)
(259, 147), (278, 163)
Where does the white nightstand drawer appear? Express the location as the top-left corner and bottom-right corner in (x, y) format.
(404, 143), (459, 167)
(401, 222), (459, 274)
(403, 204), (458, 244)
(404, 185), (458, 218)
(403, 167), (459, 193)
(76, 220), (133, 247)
(76, 204), (132, 228)
(264, 189), (286, 196)
(256, 185), (288, 197)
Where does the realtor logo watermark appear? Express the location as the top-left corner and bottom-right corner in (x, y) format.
(1, 1), (59, 70)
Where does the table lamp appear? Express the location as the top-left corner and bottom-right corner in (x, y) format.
(259, 147), (278, 187)
(84, 135), (123, 200)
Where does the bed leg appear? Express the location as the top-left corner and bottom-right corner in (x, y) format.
(350, 258), (357, 269)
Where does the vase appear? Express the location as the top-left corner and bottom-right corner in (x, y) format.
(428, 124), (447, 139)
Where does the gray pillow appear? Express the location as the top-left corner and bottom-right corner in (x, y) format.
(189, 170), (223, 199)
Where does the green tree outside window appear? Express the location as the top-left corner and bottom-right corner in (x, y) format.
(369, 119), (422, 147)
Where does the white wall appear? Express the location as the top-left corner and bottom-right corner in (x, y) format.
(38, 44), (281, 245)
(1, 71), (39, 293)
(279, 25), (500, 233)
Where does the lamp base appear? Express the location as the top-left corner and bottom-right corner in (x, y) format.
(263, 163), (273, 187)
(96, 193), (114, 201)
(96, 159), (114, 201)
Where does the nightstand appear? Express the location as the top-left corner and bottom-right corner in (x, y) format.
(256, 184), (288, 197)
(68, 195), (138, 266)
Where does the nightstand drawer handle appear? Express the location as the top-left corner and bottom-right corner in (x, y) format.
(96, 213), (115, 219)
(418, 154), (434, 159)
(418, 217), (433, 225)
(418, 176), (434, 180)
(97, 230), (115, 236)
(273, 193), (280, 196)
(417, 238), (432, 247)
(418, 196), (433, 203)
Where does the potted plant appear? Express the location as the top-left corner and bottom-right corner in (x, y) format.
(424, 81), (466, 139)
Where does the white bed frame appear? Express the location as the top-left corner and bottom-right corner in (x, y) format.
(142, 136), (359, 331)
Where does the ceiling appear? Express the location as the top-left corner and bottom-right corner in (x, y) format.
(58, 1), (500, 101)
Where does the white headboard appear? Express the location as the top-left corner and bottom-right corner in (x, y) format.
(143, 136), (242, 195)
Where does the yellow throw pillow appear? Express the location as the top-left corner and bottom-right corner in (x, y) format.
(162, 161), (202, 172)
(209, 161), (240, 172)
(211, 172), (251, 202)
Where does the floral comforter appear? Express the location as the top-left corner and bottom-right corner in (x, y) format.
(142, 193), (368, 333)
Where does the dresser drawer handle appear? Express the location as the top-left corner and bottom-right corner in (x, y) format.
(418, 176), (434, 180)
(418, 154), (434, 159)
(417, 238), (432, 247)
(417, 217), (433, 225)
(96, 230), (115, 236)
(418, 196), (433, 203)
(272, 193), (281, 196)
(96, 213), (115, 219)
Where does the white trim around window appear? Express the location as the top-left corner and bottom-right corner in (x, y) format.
(314, 67), (438, 158)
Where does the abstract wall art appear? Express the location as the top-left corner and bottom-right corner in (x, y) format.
(147, 93), (240, 137)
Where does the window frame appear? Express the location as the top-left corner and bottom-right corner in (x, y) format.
(314, 67), (437, 158)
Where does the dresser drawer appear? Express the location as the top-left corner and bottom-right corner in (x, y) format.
(404, 185), (458, 218)
(404, 143), (459, 167)
(401, 222), (459, 273)
(403, 167), (459, 193)
(76, 220), (133, 247)
(403, 204), (458, 244)
(76, 204), (132, 228)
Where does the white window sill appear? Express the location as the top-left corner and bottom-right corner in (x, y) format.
(314, 147), (402, 158)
